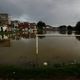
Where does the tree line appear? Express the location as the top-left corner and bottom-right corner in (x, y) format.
(37, 21), (80, 32)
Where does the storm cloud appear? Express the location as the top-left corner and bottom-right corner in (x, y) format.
(0, 0), (80, 26)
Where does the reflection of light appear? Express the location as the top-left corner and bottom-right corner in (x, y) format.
(43, 62), (48, 66)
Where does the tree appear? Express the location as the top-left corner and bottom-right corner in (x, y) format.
(37, 21), (46, 29)
(37, 21), (46, 34)
(67, 25), (73, 31)
(59, 25), (67, 31)
(75, 21), (80, 31)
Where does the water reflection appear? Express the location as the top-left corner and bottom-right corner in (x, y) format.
(0, 31), (46, 47)
(67, 30), (72, 35)
(58, 30), (67, 34)
(57, 30), (80, 41)
(75, 31), (80, 41)
(0, 30), (80, 47)
(0, 33), (10, 47)
(0, 30), (46, 40)
(0, 31), (80, 66)
(10, 32), (36, 40)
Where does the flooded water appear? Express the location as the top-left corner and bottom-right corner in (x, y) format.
(0, 31), (80, 67)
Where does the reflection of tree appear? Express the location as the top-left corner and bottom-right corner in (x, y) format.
(76, 36), (80, 41)
(75, 31), (80, 41)
(75, 31), (80, 35)
(74, 21), (80, 41)
(58, 25), (67, 34)
(67, 31), (72, 35)
(37, 30), (43, 34)
(37, 31), (46, 39)
(38, 36), (45, 39)
(58, 30), (66, 34)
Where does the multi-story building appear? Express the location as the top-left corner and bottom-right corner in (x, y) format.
(18, 22), (37, 33)
(0, 13), (9, 26)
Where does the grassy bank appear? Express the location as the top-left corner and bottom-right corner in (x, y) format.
(0, 63), (80, 78)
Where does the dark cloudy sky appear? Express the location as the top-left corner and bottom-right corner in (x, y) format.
(0, 0), (80, 26)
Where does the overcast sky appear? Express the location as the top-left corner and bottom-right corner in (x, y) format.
(0, 0), (80, 26)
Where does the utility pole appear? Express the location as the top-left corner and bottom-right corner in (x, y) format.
(35, 33), (39, 68)
(36, 34), (38, 55)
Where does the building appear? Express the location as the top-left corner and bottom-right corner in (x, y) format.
(10, 20), (20, 31)
(11, 20), (20, 28)
(0, 13), (9, 26)
(30, 23), (36, 29)
(18, 22), (36, 30)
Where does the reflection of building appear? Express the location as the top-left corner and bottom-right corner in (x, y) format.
(0, 34), (10, 47)
(0, 39), (10, 47)
(0, 13), (9, 26)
